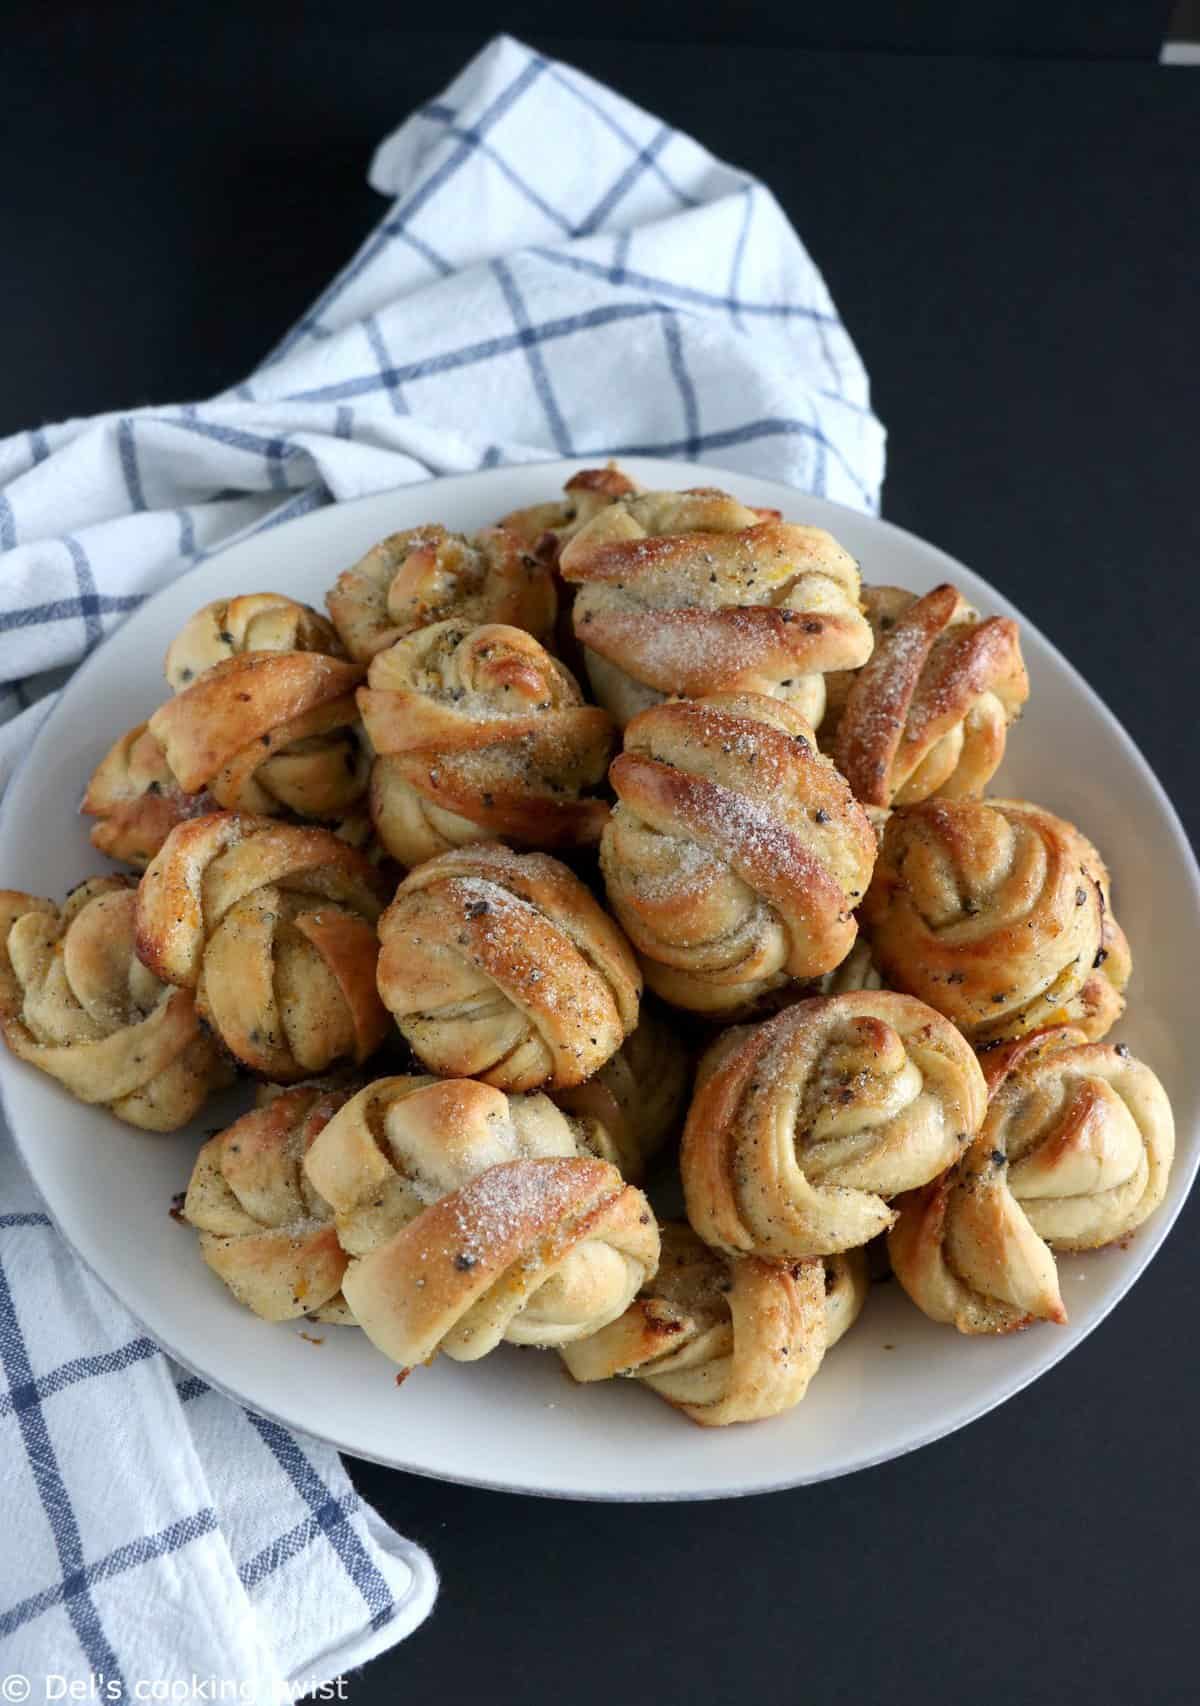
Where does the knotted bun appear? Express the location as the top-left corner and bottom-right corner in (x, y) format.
(561, 1222), (868, 1426)
(359, 621), (613, 866)
(376, 844), (640, 1091)
(682, 992), (988, 1258)
(184, 1080), (356, 1321)
(831, 584), (1028, 806)
(165, 593), (346, 689)
(326, 524), (555, 662)
(135, 813), (390, 1080)
(0, 877), (231, 1129)
(339, 1155), (659, 1370)
(601, 692), (876, 1013)
(861, 797), (1130, 1044)
(559, 485), (872, 726)
(84, 593), (363, 866)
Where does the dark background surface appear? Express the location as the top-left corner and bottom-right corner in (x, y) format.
(5, 7), (1199, 1705)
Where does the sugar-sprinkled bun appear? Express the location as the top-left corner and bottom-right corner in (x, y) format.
(375, 844), (640, 1091)
(559, 484), (873, 727)
(601, 692), (876, 1014)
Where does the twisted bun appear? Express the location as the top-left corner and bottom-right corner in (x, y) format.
(682, 992), (988, 1258)
(831, 584), (1028, 806)
(0, 877), (230, 1129)
(340, 1155), (659, 1369)
(135, 813), (390, 1079)
(601, 693), (876, 1013)
(302, 1071), (653, 1261)
(376, 844), (640, 1090)
(862, 798), (1130, 1044)
(184, 1080), (356, 1320)
(165, 593), (345, 689)
(359, 621), (613, 865)
(84, 594), (364, 866)
(561, 1223), (867, 1426)
(326, 524), (555, 662)
(979, 1026), (1173, 1251)
(559, 486), (872, 726)
(149, 651), (368, 819)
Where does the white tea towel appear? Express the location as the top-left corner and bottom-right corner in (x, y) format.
(0, 29), (885, 1690)
(0, 1141), (437, 1694)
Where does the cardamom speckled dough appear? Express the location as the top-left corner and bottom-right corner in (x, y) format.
(861, 797), (1131, 1044)
(333, 1148), (660, 1370)
(830, 583), (1029, 807)
(682, 991), (988, 1259)
(326, 522), (556, 662)
(360, 620), (613, 866)
(164, 593), (347, 688)
(135, 813), (391, 1081)
(601, 692), (876, 1014)
(302, 1071), (657, 1263)
(561, 1222), (868, 1427)
(889, 1019), (1176, 1338)
(0, 877), (231, 1130)
(83, 592), (362, 868)
(375, 843), (641, 1091)
(185, 1079), (358, 1322)
(558, 484), (873, 727)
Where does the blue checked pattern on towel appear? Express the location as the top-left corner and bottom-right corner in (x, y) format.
(0, 32), (884, 1685)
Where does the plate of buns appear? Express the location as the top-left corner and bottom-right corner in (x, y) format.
(1, 456), (1195, 1499)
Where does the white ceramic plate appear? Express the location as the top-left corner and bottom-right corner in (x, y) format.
(2, 457), (1197, 1501)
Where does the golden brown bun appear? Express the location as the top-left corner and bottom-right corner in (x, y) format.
(359, 621), (613, 865)
(84, 593), (353, 868)
(601, 693), (876, 1014)
(340, 1156), (659, 1369)
(498, 464), (640, 563)
(326, 524), (555, 662)
(861, 797), (1130, 1044)
(164, 593), (346, 689)
(135, 813), (390, 1080)
(302, 1071), (647, 1256)
(185, 1080), (357, 1320)
(376, 844), (640, 1091)
(150, 652), (368, 819)
(561, 1222), (868, 1426)
(558, 486), (872, 726)
(831, 584), (1028, 807)
(979, 1026), (1173, 1251)
(682, 992), (988, 1259)
(550, 1004), (690, 1183)
(0, 877), (231, 1130)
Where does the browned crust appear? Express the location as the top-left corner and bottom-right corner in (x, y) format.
(150, 652), (363, 794)
(135, 812), (389, 989)
(833, 584), (1028, 806)
(342, 1156), (657, 1368)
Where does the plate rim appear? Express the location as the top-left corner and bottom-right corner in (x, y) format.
(2, 454), (1197, 1501)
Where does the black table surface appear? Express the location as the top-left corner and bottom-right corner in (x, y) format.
(6, 13), (1199, 1706)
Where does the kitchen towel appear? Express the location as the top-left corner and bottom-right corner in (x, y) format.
(0, 30), (884, 1693)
